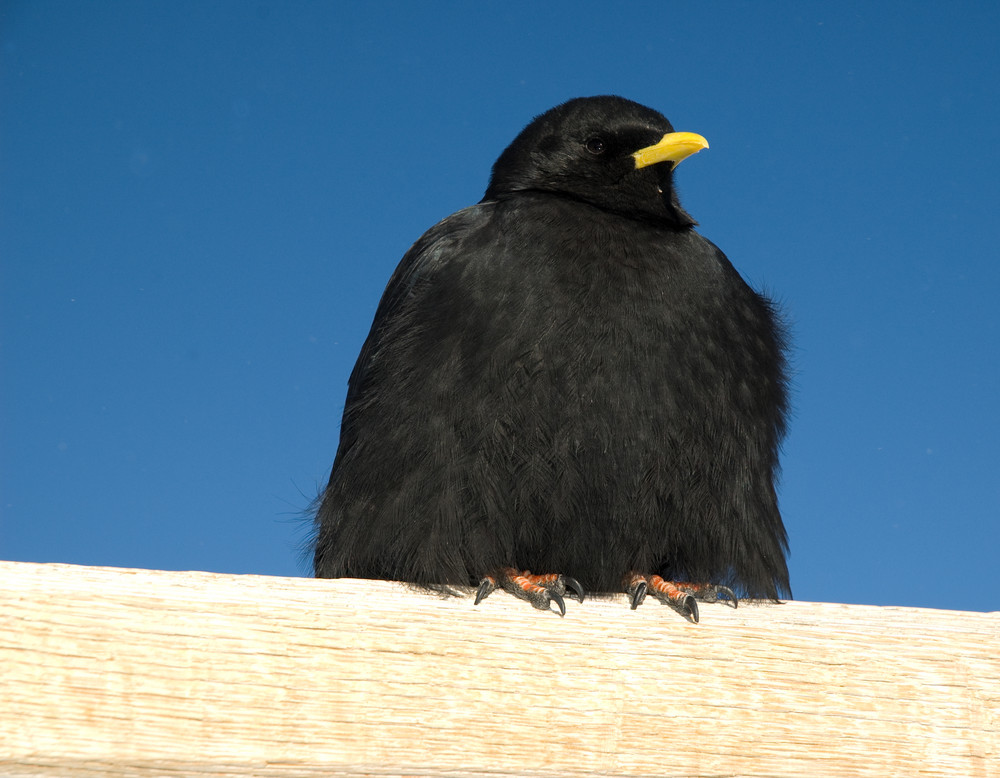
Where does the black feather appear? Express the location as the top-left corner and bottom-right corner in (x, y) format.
(313, 96), (790, 600)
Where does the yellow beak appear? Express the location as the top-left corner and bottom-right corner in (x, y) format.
(632, 132), (709, 170)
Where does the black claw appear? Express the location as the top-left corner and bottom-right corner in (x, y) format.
(686, 595), (699, 623)
(629, 580), (647, 610)
(550, 591), (566, 617)
(718, 586), (738, 608)
(564, 576), (585, 603)
(474, 578), (494, 606)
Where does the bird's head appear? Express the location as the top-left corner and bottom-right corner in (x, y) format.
(483, 96), (708, 228)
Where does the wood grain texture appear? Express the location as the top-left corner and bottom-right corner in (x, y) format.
(1, 560), (997, 777)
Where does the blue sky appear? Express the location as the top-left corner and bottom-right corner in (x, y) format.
(2, 2), (998, 612)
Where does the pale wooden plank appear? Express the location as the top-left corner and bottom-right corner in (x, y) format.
(1, 560), (997, 777)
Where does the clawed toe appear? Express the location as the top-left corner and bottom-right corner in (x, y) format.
(681, 594), (699, 623)
(627, 579), (647, 610)
(474, 568), (586, 616)
(715, 585), (738, 609)
(626, 574), (737, 622)
(564, 576), (585, 603)
(474, 577), (496, 606)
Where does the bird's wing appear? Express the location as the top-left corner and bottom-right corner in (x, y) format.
(340, 203), (492, 428)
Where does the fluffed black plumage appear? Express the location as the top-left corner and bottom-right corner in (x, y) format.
(313, 96), (790, 614)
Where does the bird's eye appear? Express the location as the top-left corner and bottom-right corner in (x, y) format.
(585, 137), (606, 155)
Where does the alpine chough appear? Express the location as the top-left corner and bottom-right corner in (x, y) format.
(313, 96), (790, 620)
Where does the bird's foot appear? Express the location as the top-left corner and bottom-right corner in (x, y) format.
(625, 574), (737, 623)
(475, 568), (585, 617)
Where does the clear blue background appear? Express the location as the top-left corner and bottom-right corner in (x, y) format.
(3, 2), (997, 612)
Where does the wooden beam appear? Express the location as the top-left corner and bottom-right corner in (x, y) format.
(0, 560), (997, 777)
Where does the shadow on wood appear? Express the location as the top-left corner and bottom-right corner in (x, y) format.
(1, 560), (997, 777)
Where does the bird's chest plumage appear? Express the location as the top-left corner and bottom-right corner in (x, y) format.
(462, 203), (741, 438)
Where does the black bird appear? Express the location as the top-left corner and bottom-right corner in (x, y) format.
(313, 96), (790, 620)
